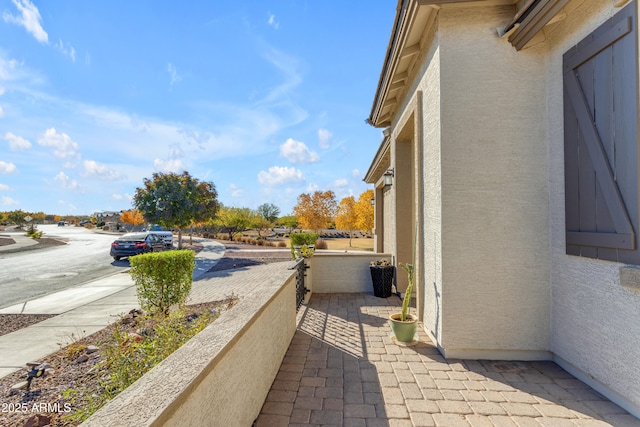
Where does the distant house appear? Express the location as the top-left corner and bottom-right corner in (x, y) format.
(93, 211), (122, 229)
(365, 0), (640, 416)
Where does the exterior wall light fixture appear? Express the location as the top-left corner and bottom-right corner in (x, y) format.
(383, 168), (394, 186)
(370, 198), (375, 206)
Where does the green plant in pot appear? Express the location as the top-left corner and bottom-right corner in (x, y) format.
(389, 262), (417, 343)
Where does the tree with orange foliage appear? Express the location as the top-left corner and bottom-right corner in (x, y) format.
(335, 196), (358, 247)
(354, 189), (374, 233)
(121, 209), (145, 231)
(293, 190), (337, 233)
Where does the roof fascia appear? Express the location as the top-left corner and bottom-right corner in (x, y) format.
(364, 130), (392, 184)
(508, 0), (569, 50)
(368, 0), (421, 128)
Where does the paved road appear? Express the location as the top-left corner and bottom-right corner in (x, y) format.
(0, 225), (123, 309)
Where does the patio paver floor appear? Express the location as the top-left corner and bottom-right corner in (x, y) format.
(256, 293), (640, 427)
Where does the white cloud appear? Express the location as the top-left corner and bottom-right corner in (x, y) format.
(2, 0), (48, 44)
(0, 58), (21, 81)
(53, 171), (79, 189)
(112, 194), (123, 200)
(4, 132), (32, 150)
(55, 39), (76, 62)
(229, 183), (244, 198)
(318, 128), (332, 149)
(279, 138), (319, 164)
(333, 178), (349, 188)
(83, 160), (122, 180)
(37, 128), (80, 158)
(154, 158), (184, 173)
(351, 169), (360, 177)
(0, 87), (5, 95)
(0, 105), (3, 118)
(167, 63), (181, 86)
(0, 183), (10, 191)
(306, 183), (319, 193)
(258, 166), (304, 186)
(267, 13), (279, 29)
(260, 47), (303, 106)
(0, 161), (17, 174)
(1, 196), (18, 206)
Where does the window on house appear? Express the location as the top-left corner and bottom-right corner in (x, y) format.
(563, 2), (639, 263)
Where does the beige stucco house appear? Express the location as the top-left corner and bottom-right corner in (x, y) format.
(365, 0), (640, 417)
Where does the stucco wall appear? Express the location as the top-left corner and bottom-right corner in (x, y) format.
(309, 253), (393, 294)
(383, 185), (394, 254)
(82, 268), (297, 427)
(543, 0), (640, 414)
(436, 4), (551, 358)
(415, 24), (444, 345)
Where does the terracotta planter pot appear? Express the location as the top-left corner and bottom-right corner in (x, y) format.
(389, 313), (418, 343)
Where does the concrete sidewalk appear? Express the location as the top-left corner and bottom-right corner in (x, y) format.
(0, 239), (226, 380)
(0, 231), (40, 252)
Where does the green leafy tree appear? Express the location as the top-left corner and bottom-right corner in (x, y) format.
(7, 210), (27, 226)
(213, 206), (254, 240)
(133, 171), (219, 249)
(253, 203), (280, 237)
(256, 203), (280, 223)
(277, 215), (298, 233)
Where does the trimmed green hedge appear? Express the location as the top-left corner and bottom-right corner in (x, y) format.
(290, 232), (318, 246)
(129, 250), (195, 315)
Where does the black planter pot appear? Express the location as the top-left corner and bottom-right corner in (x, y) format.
(370, 266), (394, 298)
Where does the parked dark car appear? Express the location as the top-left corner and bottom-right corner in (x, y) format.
(110, 232), (165, 261)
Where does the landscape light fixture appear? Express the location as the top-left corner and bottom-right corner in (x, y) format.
(383, 168), (394, 186)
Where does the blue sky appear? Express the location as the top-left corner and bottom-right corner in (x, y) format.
(0, 0), (393, 216)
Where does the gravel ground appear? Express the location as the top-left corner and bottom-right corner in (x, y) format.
(0, 300), (234, 427)
(0, 315), (56, 338)
(207, 240), (292, 272)
(0, 237), (15, 246)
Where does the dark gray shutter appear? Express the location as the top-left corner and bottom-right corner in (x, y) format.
(563, 2), (639, 263)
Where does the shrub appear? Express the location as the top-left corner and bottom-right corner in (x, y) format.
(315, 238), (328, 250)
(290, 232), (319, 259)
(277, 241), (287, 248)
(129, 250), (195, 315)
(25, 224), (43, 238)
(290, 232), (318, 247)
(257, 239), (265, 246)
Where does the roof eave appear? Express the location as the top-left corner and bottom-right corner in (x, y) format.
(364, 130), (392, 184)
(367, 0), (566, 127)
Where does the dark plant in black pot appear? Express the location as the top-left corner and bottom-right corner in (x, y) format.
(369, 260), (394, 298)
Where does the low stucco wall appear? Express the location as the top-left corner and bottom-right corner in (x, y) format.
(82, 267), (297, 427)
(308, 252), (393, 294)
